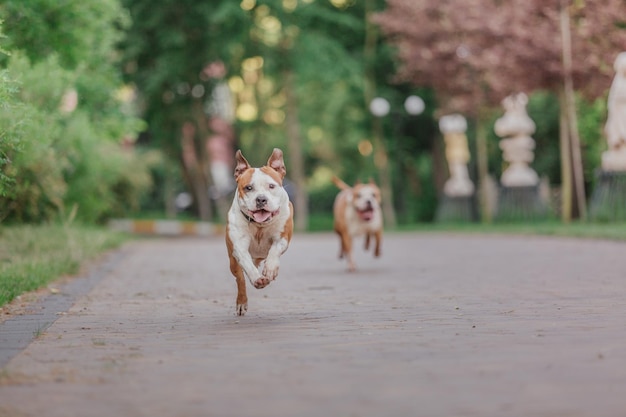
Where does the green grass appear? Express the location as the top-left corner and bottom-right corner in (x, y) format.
(0, 224), (128, 307)
(309, 212), (626, 241)
(395, 220), (626, 241)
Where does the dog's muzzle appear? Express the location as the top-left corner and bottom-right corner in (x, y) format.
(242, 208), (280, 223)
(357, 201), (375, 221)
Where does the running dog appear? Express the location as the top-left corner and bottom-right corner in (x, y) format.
(332, 176), (383, 271)
(225, 148), (294, 316)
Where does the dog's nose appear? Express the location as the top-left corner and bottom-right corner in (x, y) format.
(256, 195), (268, 208)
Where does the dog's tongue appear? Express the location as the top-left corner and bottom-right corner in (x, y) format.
(252, 210), (272, 223)
(358, 209), (374, 221)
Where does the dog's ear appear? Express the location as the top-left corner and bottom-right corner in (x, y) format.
(369, 177), (376, 185)
(234, 150), (251, 180)
(267, 148), (286, 179)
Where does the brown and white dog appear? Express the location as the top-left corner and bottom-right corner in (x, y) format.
(332, 176), (383, 271)
(225, 148), (294, 316)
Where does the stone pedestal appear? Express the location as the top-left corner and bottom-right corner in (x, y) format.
(436, 114), (477, 223)
(589, 170), (626, 221)
(495, 184), (548, 222)
(601, 149), (626, 172)
(435, 194), (478, 223)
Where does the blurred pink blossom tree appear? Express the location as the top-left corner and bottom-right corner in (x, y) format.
(374, 0), (626, 221)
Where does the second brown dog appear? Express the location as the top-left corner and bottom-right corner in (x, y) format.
(332, 176), (383, 271)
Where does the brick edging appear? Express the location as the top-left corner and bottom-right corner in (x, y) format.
(108, 219), (223, 236)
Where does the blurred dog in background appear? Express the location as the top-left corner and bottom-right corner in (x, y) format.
(332, 176), (383, 271)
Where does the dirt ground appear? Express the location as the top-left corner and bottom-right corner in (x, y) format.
(1, 232), (626, 417)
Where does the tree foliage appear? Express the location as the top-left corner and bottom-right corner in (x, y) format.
(374, 0), (626, 111)
(120, 0), (423, 224)
(374, 0), (626, 221)
(0, 0), (153, 223)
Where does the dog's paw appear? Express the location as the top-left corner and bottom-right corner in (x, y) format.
(253, 276), (271, 289)
(236, 302), (248, 316)
(262, 258), (280, 281)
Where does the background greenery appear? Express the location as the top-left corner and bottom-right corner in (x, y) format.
(0, 1), (615, 226)
(0, 1), (621, 307)
(0, 1), (155, 224)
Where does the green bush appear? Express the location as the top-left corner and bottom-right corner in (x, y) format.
(0, 68), (22, 198)
(0, 53), (155, 223)
(0, 1), (156, 224)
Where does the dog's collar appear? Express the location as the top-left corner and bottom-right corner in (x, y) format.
(240, 209), (279, 225)
(240, 210), (257, 223)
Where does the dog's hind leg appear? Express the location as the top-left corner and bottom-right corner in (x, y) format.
(341, 234), (356, 271)
(334, 230), (345, 259)
(373, 230), (382, 257)
(340, 233), (351, 257)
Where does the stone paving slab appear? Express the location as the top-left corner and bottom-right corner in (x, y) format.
(1, 232), (626, 417)
(0, 251), (127, 368)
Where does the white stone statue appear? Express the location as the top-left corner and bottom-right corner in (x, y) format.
(602, 52), (626, 171)
(494, 93), (539, 187)
(439, 114), (475, 197)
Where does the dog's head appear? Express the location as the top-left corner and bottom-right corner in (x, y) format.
(351, 180), (381, 222)
(233, 148), (288, 224)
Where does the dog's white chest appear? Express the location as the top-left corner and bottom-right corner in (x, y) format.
(247, 229), (273, 258)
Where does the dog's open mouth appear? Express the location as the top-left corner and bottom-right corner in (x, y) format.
(357, 207), (375, 222)
(248, 208), (279, 223)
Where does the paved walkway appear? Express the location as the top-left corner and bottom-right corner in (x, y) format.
(1, 232), (626, 417)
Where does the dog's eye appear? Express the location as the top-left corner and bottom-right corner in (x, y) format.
(244, 185), (253, 192)
(268, 184), (275, 189)
(356, 193), (362, 198)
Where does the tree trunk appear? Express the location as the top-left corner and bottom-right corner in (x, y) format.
(372, 116), (397, 228)
(180, 121), (213, 222)
(185, 158), (212, 222)
(560, 0), (587, 220)
(283, 70), (308, 232)
(475, 113), (491, 223)
(566, 91), (586, 219)
(364, 0), (397, 228)
(363, 0), (376, 110)
(559, 90), (573, 223)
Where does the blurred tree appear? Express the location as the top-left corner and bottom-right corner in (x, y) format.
(1, 0), (133, 130)
(256, 0), (397, 229)
(119, 0), (250, 221)
(262, 0), (428, 228)
(1, 0), (127, 69)
(0, 42), (21, 198)
(373, 0), (513, 222)
(120, 0), (412, 229)
(0, 0), (151, 223)
(374, 0), (626, 222)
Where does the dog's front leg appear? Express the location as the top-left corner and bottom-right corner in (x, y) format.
(232, 247), (271, 290)
(262, 236), (289, 281)
(229, 257), (248, 316)
(339, 232), (356, 271)
(230, 230), (274, 289)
